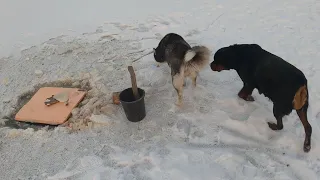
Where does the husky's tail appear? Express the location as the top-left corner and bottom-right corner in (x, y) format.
(184, 46), (211, 72)
(184, 50), (197, 62)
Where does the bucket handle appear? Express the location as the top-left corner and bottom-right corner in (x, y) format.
(128, 66), (140, 100)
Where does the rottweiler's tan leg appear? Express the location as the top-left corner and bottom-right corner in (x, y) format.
(297, 108), (312, 152)
(293, 85), (311, 152)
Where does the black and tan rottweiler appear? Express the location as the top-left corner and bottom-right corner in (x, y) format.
(210, 44), (312, 152)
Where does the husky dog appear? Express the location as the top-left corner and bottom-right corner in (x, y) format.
(153, 33), (210, 106)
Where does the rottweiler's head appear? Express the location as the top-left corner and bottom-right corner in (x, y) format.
(153, 47), (166, 63)
(210, 46), (238, 72)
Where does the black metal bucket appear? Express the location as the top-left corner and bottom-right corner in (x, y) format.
(119, 88), (146, 122)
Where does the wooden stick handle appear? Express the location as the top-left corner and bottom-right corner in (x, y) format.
(128, 66), (140, 100)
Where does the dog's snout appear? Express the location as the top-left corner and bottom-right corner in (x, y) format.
(210, 63), (217, 70)
(210, 63), (224, 72)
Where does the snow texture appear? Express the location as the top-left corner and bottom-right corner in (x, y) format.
(1, 0), (320, 179)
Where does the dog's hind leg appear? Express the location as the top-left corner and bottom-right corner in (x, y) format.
(238, 84), (255, 101)
(172, 73), (184, 107)
(293, 85), (311, 152)
(190, 72), (198, 88)
(296, 107), (312, 152)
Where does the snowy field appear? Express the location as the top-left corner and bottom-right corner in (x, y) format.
(1, 0), (320, 179)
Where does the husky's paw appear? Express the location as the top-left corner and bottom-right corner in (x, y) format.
(194, 84), (205, 90)
(175, 100), (183, 108)
(169, 103), (181, 113)
(183, 81), (187, 87)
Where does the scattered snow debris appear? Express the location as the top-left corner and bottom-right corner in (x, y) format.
(72, 81), (80, 87)
(90, 114), (113, 125)
(100, 105), (116, 115)
(34, 70), (43, 76)
(82, 73), (91, 79)
(3, 98), (10, 103)
(71, 108), (80, 116)
(80, 99), (89, 106)
(0, 118), (7, 125)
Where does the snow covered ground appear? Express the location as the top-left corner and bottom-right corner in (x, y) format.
(1, 0), (320, 179)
